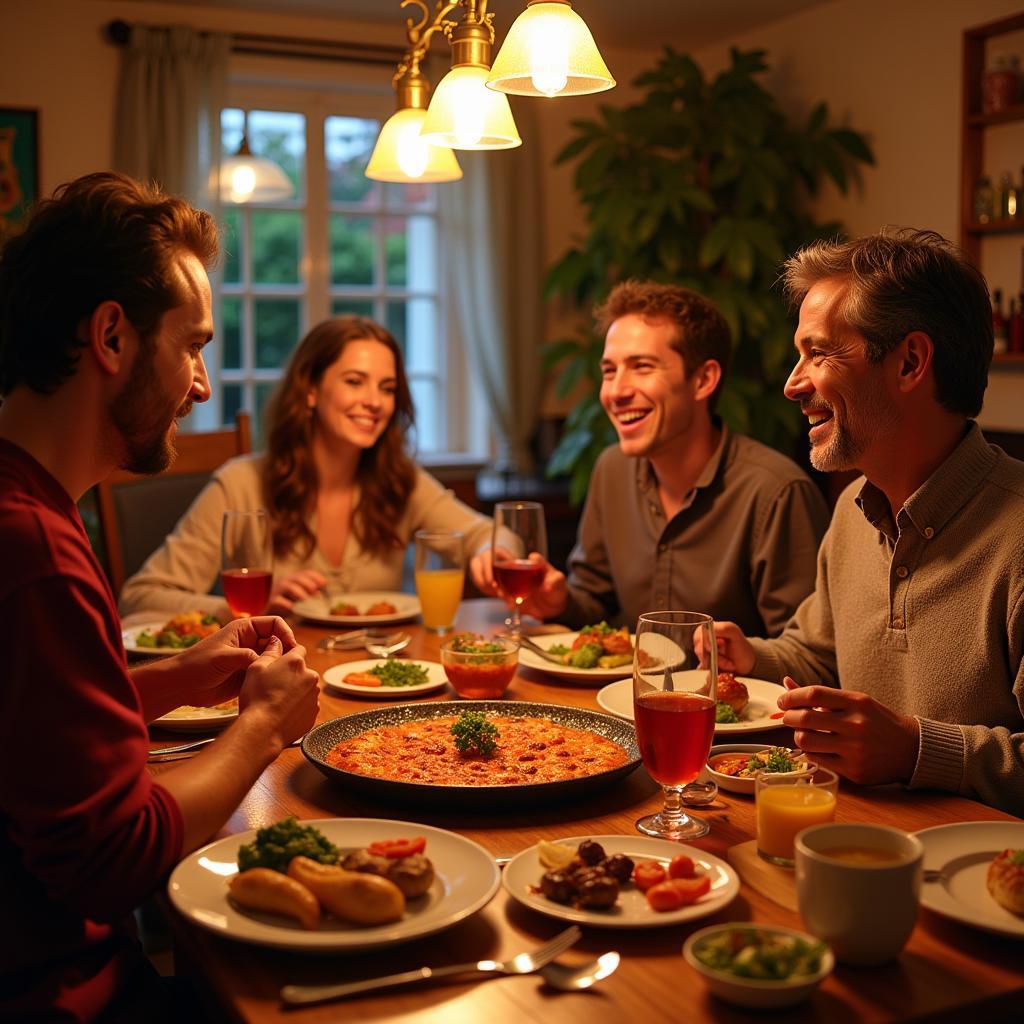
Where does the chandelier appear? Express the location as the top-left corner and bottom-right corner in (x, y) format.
(366, 0), (613, 183)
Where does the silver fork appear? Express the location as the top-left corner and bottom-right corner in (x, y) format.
(280, 925), (582, 1006)
(517, 634), (568, 665)
(317, 629), (402, 652)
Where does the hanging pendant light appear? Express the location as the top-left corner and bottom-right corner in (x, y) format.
(367, 57), (463, 182)
(219, 113), (294, 204)
(487, 0), (614, 97)
(420, 9), (521, 151)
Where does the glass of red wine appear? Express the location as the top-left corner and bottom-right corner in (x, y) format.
(491, 500), (547, 638)
(632, 611), (718, 840)
(220, 510), (273, 617)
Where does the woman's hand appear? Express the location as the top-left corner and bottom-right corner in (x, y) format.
(267, 570), (328, 615)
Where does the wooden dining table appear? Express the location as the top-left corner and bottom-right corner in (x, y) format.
(147, 600), (1024, 1023)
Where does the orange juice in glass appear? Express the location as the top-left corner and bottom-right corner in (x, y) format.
(756, 768), (838, 867)
(414, 530), (464, 633)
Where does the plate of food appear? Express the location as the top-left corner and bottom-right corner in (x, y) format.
(517, 624), (638, 682)
(322, 659), (449, 698)
(302, 700), (640, 809)
(122, 611), (222, 656)
(701, 744), (812, 795)
(153, 698), (239, 732)
(168, 816), (501, 952)
(292, 591), (421, 627)
(597, 673), (788, 733)
(503, 835), (739, 929)
(915, 821), (1024, 938)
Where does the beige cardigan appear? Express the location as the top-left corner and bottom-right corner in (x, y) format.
(748, 424), (1024, 816)
(118, 454), (492, 620)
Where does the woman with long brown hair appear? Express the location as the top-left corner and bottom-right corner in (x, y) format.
(119, 316), (492, 617)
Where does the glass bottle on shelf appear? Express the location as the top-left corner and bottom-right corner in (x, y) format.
(993, 288), (1008, 355)
(974, 175), (995, 224)
(982, 54), (1019, 114)
(998, 172), (1017, 220)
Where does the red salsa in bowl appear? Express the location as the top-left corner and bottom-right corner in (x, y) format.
(440, 634), (518, 699)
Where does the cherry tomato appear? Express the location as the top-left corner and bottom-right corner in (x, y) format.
(645, 880), (685, 912)
(667, 874), (711, 904)
(668, 854), (695, 879)
(367, 836), (426, 859)
(632, 860), (667, 891)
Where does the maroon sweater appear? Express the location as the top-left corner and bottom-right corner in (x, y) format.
(0, 441), (184, 1022)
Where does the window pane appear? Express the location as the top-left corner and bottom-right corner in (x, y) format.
(325, 116), (379, 205)
(221, 296), (242, 369)
(222, 208), (242, 284)
(249, 110), (306, 200)
(384, 181), (435, 212)
(254, 299), (300, 369)
(331, 298), (375, 318)
(221, 108), (245, 155)
(251, 211), (301, 284)
(330, 216), (375, 285)
(222, 383), (243, 427)
(384, 214), (437, 290)
(410, 378), (439, 452)
(388, 297), (436, 374)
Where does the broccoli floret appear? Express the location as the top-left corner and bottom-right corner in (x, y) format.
(567, 643), (603, 669)
(237, 817), (339, 873)
(715, 701), (739, 724)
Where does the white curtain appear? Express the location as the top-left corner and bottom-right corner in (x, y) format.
(438, 97), (545, 473)
(113, 25), (229, 210)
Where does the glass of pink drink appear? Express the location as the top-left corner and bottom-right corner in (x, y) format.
(633, 611), (717, 840)
(491, 500), (547, 638)
(220, 510), (273, 617)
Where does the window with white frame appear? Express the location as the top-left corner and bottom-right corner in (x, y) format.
(208, 83), (481, 460)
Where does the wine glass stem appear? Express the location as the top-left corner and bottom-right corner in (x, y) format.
(661, 785), (688, 826)
(508, 602), (523, 638)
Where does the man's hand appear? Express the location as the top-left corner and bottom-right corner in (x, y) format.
(267, 570), (328, 615)
(778, 677), (920, 786)
(163, 615), (298, 708)
(238, 636), (320, 749)
(700, 621), (756, 675)
(470, 547), (568, 621)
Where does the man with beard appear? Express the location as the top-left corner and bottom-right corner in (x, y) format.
(0, 172), (321, 1021)
(476, 280), (829, 637)
(709, 229), (1024, 816)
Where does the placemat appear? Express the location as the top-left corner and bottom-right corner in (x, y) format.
(727, 839), (799, 912)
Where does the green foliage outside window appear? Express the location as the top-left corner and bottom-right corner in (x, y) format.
(543, 47), (874, 504)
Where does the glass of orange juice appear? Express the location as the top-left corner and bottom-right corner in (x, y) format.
(414, 529), (465, 633)
(756, 767), (838, 867)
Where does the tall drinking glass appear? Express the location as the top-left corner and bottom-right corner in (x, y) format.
(414, 529), (465, 633)
(220, 510), (273, 617)
(633, 611), (717, 840)
(491, 501), (547, 638)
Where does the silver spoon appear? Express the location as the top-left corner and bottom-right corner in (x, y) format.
(540, 952), (620, 991)
(365, 632), (412, 658)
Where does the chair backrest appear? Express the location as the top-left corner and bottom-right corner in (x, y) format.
(96, 411), (252, 594)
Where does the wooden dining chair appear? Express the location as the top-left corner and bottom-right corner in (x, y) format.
(95, 411), (252, 595)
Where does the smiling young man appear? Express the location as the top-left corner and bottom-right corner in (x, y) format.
(710, 230), (1024, 816)
(0, 173), (320, 1021)
(483, 280), (829, 634)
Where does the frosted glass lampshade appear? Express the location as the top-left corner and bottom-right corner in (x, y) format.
(487, 2), (615, 97)
(366, 108), (463, 182)
(420, 65), (522, 150)
(218, 153), (294, 204)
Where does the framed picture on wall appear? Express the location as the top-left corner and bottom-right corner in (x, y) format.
(0, 107), (39, 236)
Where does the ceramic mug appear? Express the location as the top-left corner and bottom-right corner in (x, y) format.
(795, 822), (923, 966)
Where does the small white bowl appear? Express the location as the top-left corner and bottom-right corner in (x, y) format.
(701, 743), (812, 796)
(683, 923), (834, 1009)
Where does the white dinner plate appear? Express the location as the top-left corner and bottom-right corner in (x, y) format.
(168, 818), (501, 952)
(915, 821), (1024, 939)
(122, 621), (186, 657)
(152, 701), (239, 732)
(503, 834), (739, 928)
(292, 591), (421, 627)
(322, 659), (449, 698)
(596, 675), (787, 733)
(518, 631), (635, 683)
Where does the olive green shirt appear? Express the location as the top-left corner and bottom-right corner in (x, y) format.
(563, 426), (830, 637)
(748, 423), (1024, 816)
